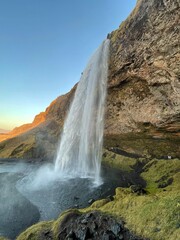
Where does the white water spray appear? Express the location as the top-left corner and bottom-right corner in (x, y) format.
(55, 39), (110, 183)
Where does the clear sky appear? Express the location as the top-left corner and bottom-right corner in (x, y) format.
(0, 0), (136, 130)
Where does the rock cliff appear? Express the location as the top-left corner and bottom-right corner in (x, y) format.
(0, 0), (179, 159)
(104, 0), (180, 158)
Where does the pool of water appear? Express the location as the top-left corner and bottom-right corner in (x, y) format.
(15, 163), (120, 221)
(0, 159), (128, 239)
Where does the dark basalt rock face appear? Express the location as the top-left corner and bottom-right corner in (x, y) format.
(57, 211), (148, 240)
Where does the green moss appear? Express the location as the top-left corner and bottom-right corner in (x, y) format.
(17, 221), (53, 240)
(83, 199), (110, 212)
(102, 149), (137, 172)
(104, 133), (180, 158)
(80, 159), (180, 240)
(141, 159), (180, 193)
(81, 188), (180, 240)
(0, 237), (9, 240)
(15, 157), (180, 240)
(0, 135), (36, 159)
(16, 209), (81, 240)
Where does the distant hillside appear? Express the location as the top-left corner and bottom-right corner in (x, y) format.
(0, 112), (46, 142)
(0, 85), (76, 159)
(0, 129), (10, 134)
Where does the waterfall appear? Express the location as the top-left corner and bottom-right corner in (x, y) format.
(55, 39), (110, 184)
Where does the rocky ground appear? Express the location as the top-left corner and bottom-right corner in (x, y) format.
(25, 210), (147, 240)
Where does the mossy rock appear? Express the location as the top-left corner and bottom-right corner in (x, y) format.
(81, 159), (180, 240)
(16, 210), (80, 240)
(102, 148), (138, 171)
(16, 221), (53, 240)
(52, 209), (80, 239)
(16, 157), (180, 240)
(91, 199), (111, 208)
(141, 159), (180, 193)
(104, 133), (180, 159)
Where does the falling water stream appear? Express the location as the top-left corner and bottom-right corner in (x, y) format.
(55, 39), (110, 183)
(0, 39), (113, 239)
(0, 39), (144, 240)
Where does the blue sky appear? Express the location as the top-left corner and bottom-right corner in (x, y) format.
(0, 0), (136, 130)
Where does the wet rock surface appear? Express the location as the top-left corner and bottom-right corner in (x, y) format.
(129, 185), (147, 195)
(57, 211), (148, 240)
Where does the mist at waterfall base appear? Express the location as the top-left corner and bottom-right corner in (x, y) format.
(0, 40), (115, 239)
(23, 39), (110, 189)
(0, 160), (125, 239)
